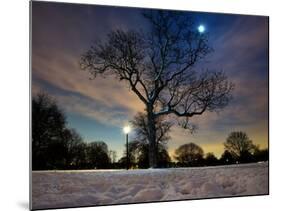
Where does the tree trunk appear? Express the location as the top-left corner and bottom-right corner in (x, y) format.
(147, 105), (157, 168)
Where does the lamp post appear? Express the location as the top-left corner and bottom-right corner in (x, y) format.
(123, 125), (131, 170)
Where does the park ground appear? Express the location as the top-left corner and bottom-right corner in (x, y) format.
(32, 162), (268, 210)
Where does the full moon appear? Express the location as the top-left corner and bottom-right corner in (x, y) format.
(198, 25), (205, 33)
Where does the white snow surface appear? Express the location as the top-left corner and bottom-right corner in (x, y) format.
(32, 162), (268, 209)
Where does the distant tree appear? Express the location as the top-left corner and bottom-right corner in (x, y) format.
(32, 93), (68, 170)
(63, 128), (85, 169)
(128, 140), (147, 168)
(127, 140), (171, 168)
(157, 146), (171, 168)
(80, 10), (234, 168)
(118, 143), (137, 169)
(240, 151), (255, 163)
(224, 131), (256, 163)
(220, 150), (236, 165)
(204, 152), (219, 166)
(174, 143), (204, 166)
(86, 141), (110, 169)
(131, 112), (172, 150)
(253, 147), (269, 162)
(71, 142), (88, 169)
(32, 93), (116, 170)
(130, 112), (172, 168)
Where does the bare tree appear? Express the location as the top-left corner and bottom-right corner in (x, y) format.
(174, 143), (204, 166)
(130, 112), (172, 168)
(220, 150), (236, 165)
(80, 10), (234, 168)
(204, 152), (219, 166)
(131, 112), (172, 148)
(86, 141), (110, 169)
(224, 131), (256, 159)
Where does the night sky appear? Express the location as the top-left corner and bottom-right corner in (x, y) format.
(32, 1), (269, 159)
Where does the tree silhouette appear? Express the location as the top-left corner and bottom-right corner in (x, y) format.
(80, 10), (234, 168)
(32, 93), (115, 170)
(156, 146), (171, 168)
(70, 142), (87, 169)
(174, 143), (204, 166)
(128, 112), (172, 168)
(86, 141), (110, 169)
(63, 128), (85, 168)
(131, 112), (172, 146)
(118, 142), (137, 169)
(131, 112), (172, 165)
(224, 131), (256, 162)
(32, 93), (67, 169)
(253, 147), (269, 162)
(126, 140), (171, 168)
(204, 152), (219, 166)
(220, 150), (236, 165)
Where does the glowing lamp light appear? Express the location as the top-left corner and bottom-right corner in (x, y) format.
(198, 25), (205, 33)
(123, 125), (131, 134)
(123, 125), (131, 170)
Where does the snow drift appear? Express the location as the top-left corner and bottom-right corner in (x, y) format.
(32, 162), (268, 210)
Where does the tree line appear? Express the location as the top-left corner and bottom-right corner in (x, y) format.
(32, 93), (268, 170)
(118, 111), (268, 168)
(172, 137), (268, 168)
(121, 136), (268, 169)
(32, 93), (116, 170)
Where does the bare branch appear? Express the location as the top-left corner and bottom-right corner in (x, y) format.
(80, 10), (234, 133)
(155, 71), (234, 119)
(80, 10), (234, 167)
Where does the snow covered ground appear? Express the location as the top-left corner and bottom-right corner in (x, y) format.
(32, 162), (268, 210)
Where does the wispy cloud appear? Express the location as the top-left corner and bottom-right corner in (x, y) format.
(32, 50), (145, 126)
(32, 3), (268, 157)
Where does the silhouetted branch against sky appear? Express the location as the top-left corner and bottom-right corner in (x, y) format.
(80, 10), (234, 120)
(80, 10), (236, 167)
(32, 2), (268, 159)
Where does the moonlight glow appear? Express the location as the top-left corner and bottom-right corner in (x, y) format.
(198, 25), (205, 33)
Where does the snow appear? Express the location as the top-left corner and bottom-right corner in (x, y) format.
(32, 162), (268, 210)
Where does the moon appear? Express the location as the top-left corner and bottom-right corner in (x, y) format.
(198, 25), (205, 33)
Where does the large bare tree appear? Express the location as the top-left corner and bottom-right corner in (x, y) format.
(80, 10), (234, 168)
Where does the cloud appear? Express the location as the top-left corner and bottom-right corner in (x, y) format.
(32, 3), (268, 157)
(32, 75), (143, 128)
(32, 49), (145, 124)
(32, 3), (146, 127)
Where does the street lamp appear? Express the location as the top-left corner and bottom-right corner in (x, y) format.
(123, 125), (131, 170)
